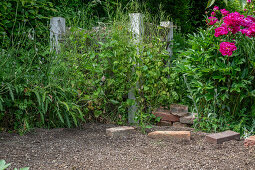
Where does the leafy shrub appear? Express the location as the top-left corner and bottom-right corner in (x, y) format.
(59, 11), (181, 128)
(0, 1), (183, 132)
(176, 4), (255, 134)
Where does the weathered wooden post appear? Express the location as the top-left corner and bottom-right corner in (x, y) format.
(160, 21), (174, 58)
(128, 13), (144, 124)
(50, 17), (66, 53)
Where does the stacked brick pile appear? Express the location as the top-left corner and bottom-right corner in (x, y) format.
(153, 104), (197, 127)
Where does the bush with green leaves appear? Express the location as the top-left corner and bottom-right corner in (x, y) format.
(176, 5), (255, 134)
(59, 11), (181, 129)
(0, 1), (183, 132)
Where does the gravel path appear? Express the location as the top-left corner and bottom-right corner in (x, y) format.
(0, 124), (254, 170)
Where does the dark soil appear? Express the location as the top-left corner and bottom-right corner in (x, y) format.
(0, 124), (255, 170)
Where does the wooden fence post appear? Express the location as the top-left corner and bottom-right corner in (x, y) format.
(50, 17), (66, 54)
(160, 21), (174, 58)
(128, 13), (144, 124)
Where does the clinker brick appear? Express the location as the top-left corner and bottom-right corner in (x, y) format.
(206, 130), (240, 144)
(148, 131), (191, 140)
(152, 111), (180, 122)
(106, 126), (135, 137)
(244, 135), (255, 147)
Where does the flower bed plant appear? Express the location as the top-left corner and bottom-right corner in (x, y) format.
(176, 2), (255, 135)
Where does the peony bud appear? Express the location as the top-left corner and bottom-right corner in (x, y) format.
(101, 75), (106, 82)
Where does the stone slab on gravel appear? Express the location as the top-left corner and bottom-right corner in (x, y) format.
(170, 104), (189, 117)
(244, 135), (255, 147)
(206, 130), (240, 144)
(180, 113), (197, 125)
(106, 126), (135, 137)
(152, 111), (179, 122)
(148, 131), (191, 140)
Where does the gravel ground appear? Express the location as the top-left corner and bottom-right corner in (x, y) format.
(0, 123), (255, 170)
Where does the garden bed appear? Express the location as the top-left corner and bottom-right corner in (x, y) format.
(0, 124), (254, 169)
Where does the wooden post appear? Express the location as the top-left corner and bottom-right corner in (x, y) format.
(128, 13), (144, 124)
(50, 17), (66, 53)
(160, 21), (173, 58)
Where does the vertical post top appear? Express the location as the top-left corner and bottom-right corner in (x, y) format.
(160, 21), (173, 28)
(50, 17), (65, 21)
(129, 13), (143, 17)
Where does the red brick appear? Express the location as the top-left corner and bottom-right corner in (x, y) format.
(106, 126), (135, 137)
(148, 131), (191, 140)
(157, 121), (172, 126)
(206, 130), (240, 144)
(244, 135), (255, 147)
(152, 111), (180, 122)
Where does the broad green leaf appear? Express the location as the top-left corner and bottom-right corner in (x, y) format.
(70, 112), (78, 126)
(127, 99), (135, 106)
(94, 110), (102, 118)
(65, 113), (71, 128)
(57, 110), (64, 123)
(39, 110), (45, 125)
(238, 0), (247, 9)
(0, 97), (3, 111)
(20, 168), (30, 170)
(143, 86), (149, 91)
(223, 0), (228, 6)
(0, 159), (11, 169)
(34, 91), (41, 106)
(60, 101), (70, 111)
(145, 125), (152, 129)
(110, 99), (119, 104)
(7, 84), (14, 101)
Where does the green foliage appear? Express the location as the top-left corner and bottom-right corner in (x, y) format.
(0, 159), (29, 170)
(60, 11), (181, 127)
(0, 160), (11, 170)
(207, 0), (248, 10)
(176, 26), (255, 134)
(0, 0), (56, 47)
(0, 1), (182, 131)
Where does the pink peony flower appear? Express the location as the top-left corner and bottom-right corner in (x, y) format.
(241, 28), (249, 35)
(247, 16), (255, 22)
(211, 11), (216, 16)
(247, 0), (252, 3)
(229, 26), (241, 34)
(223, 12), (244, 27)
(219, 42), (237, 56)
(247, 23), (255, 37)
(220, 9), (229, 16)
(213, 6), (219, 11)
(206, 16), (218, 25)
(215, 26), (229, 37)
(240, 17), (254, 27)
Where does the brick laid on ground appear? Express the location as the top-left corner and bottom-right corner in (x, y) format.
(148, 131), (191, 140)
(106, 126), (135, 137)
(206, 130), (240, 144)
(180, 113), (197, 125)
(170, 104), (189, 117)
(244, 135), (255, 147)
(152, 111), (180, 122)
